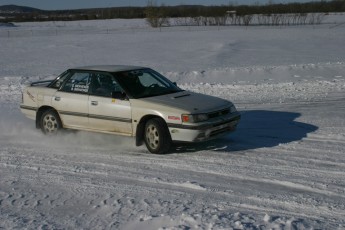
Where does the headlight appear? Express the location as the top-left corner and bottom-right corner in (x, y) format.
(182, 114), (208, 123)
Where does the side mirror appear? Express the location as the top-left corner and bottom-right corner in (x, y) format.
(112, 91), (127, 100)
(173, 82), (177, 86)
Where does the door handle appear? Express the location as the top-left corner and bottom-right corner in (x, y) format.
(91, 101), (98, 106)
(54, 97), (61, 101)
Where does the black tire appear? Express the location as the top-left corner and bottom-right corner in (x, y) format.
(144, 118), (171, 154)
(40, 109), (62, 135)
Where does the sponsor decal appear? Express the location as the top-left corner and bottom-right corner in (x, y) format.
(168, 116), (181, 121)
(26, 91), (35, 102)
(72, 84), (89, 93)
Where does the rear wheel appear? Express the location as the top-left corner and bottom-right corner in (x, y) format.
(144, 118), (171, 154)
(40, 109), (61, 135)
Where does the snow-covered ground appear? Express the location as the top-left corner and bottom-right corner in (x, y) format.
(1, 17), (345, 229)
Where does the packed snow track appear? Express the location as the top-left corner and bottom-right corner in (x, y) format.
(1, 77), (345, 229)
(1, 17), (345, 229)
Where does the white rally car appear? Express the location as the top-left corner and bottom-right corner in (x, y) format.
(20, 66), (241, 154)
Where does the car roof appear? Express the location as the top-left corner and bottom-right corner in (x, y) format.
(70, 65), (147, 72)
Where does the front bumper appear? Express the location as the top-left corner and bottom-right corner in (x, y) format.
(20, 104), (37, 120)
(168, 112), (241, 142)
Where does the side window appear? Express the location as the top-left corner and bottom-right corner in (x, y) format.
(90, 73), (123, 97)
(61, 72), (91, 93)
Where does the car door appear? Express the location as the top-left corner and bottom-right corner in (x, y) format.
(88, 73), (132, 135)
(52, 71), (90, 129)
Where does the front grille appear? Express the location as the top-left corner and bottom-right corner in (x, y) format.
(208, 108), (230, 119)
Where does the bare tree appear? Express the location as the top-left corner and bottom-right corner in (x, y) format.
(145, 0), (169, 28)
(242, 14), (253, 26)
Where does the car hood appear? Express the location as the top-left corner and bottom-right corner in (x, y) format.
(140, 91), (232, 113)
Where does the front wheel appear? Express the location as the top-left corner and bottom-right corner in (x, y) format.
(40, 109), (62, 135)
(144, 118), (171, 154)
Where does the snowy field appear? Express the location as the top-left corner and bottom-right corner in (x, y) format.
(1, 16), (345, 229)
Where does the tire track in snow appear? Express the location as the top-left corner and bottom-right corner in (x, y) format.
(1, 78), (345, 228)
(1, 141), (345, 227)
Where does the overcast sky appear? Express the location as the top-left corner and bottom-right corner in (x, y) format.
(0, 0), (319, 10)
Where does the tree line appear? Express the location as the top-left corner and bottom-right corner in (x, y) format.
(0, 0), (344, 24)
(145, 0), (344, 27)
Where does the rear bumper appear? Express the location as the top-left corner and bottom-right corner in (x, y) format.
(168, 112), (241, 142)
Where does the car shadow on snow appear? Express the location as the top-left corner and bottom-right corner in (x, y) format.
(172, 110), (318, 153)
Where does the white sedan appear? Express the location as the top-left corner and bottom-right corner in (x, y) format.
(20, 66), (241, 154)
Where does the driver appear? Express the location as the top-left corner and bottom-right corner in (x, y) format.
(123, 72), (145, 97)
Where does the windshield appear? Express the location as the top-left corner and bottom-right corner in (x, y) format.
(113, 68), (183, 99)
